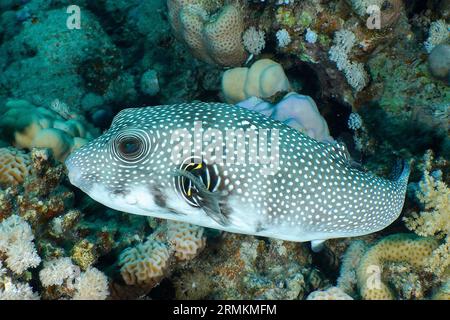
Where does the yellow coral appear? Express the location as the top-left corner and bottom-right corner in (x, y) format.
(221, 59), (291, 103)
(71, 239), (97, 271)
(167, 221), (206, 261)
(118, 239), (170, 286)
(0, 147), (32, 186)
(404, 150), (449, 276)
(168, 0), (247, 67)
(356, 234), (439, 300)
(0, 99), (95, 161)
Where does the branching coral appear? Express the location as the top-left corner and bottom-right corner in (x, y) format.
(73, 267), (109, 300)
(329, 29), (368, 92)
(404, 151), (449, 277)
(40, 257), (109, 300)
(168, 0), (247, 67)
(243, 26), (266, 55)
(39, 257), (80, 288)
(0, 215), (41, 275)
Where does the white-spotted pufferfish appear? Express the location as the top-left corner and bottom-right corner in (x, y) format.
(65, 102), (410, 251)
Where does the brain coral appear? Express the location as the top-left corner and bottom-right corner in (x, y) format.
(0, 147), (32, 186)
(0, 99), (97, 161)
(167, 221), (206, 261)
(168, 0), (247, 67)
(356, 233), (439, 300)
(118, 239), (170, 286)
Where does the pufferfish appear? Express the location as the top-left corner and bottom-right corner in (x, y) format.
(65, 102), (410, 251)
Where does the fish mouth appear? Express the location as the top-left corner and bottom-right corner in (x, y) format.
(65, 160), (94, 193)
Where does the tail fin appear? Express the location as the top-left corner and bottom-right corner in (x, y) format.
(391, 160), (410, 182)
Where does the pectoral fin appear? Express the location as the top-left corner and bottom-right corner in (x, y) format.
(173, 161), (229, 226)
(311, 239), (326, 252)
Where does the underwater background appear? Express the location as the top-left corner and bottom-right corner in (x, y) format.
(0, 0), (448, 300)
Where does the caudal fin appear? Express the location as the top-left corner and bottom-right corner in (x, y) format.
(391, 159), (411, 184)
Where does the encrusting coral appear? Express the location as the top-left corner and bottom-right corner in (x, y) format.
(168, 0), (247, 67)
(356, 233), (439, 300)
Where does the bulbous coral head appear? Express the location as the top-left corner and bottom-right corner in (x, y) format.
(168, 0), (247, 67)
(221, 59), (291, 104)
(0, 99), (94, 162)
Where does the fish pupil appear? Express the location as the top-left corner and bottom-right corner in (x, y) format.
(119, 137), (141, 156)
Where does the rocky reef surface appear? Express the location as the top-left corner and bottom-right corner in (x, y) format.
(0, 0), (448, 300)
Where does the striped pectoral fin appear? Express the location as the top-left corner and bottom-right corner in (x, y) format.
(173, 160), (229, 226)
(311, 239), (326, 252)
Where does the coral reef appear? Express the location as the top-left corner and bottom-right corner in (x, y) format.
(171, 233), (317, 299)
(0, 0), (448, 301)
(0, 148), (113, 300)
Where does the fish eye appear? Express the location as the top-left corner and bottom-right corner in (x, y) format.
(112, 129), (151, 163)
(118, 137), (141, 157)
